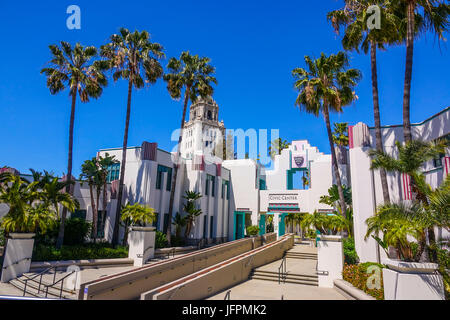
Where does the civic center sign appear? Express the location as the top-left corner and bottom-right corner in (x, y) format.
(268, 193), (298, 202)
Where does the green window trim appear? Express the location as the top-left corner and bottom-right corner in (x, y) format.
(156, 165), (172, 190)
(107, 163), (120, 183)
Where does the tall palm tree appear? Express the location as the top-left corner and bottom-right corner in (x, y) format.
(292, 52), (361, 216)
(100, 28), (164, 246)
(163, 51), (217, 246)
(41, 42), (108, 249)
(328, 0), (405, 204)
(398, 0), (449, 142)
(80, 158), (101, 241)
(98, 153), (118, 237)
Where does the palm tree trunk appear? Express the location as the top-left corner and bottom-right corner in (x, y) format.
(166, 86), (191, 246)
(112, 79), (133, 246)
(94, 185), (101, 242)
(323, 106), (347, 216)
(89, 182), (97, 242)
(370, 41), (390, 204)
(56, 89), (77, 249)
(402, 1), (415, 143)
(102, 180), (108, 238)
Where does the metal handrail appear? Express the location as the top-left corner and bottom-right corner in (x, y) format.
(43, 270), (76, 299)
(23, 266), (58, 297)
(167, 247), (176, 259)
(278, 255), (287, 284)
(224, 290), (231, 300)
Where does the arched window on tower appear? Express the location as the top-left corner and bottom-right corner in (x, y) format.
(207, 110), (212, 120)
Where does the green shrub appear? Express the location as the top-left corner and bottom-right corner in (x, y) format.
(343, 237), (359, 265)
(0, 228), (5, 247)
(155, 231), (168, 249)
(171, 235), (185, 247)
(32, 242), (128, 261)
(342, 262), (385, 300)
(34, 220), (60, 246)
(246, 225), (260, 236)
(63, 218), (92, 245)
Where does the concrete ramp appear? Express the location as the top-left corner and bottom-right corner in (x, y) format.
(141, 234), (294, 300)
(79, 234), (277, 300)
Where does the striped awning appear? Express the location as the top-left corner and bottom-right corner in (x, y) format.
(268, 203), (299, 212)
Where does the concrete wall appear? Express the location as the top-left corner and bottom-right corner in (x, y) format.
(80, 235), (276, 300)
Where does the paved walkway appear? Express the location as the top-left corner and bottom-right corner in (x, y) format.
(208, 244), (347, 300)
(207, 279), (347, 300)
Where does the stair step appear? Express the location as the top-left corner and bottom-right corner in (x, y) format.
(250, 275), (318, 286)
(10, 277), (76, 300)
(252, 270), (318, 280)
(21, 273), (76, 295)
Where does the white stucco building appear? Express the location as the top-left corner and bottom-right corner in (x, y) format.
(349, 106), (450, 263)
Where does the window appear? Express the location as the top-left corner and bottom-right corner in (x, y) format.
(205, 175), (215, 196)
(433, 154), (444, 168)
(259, 179), (266, 190)
(156, 165), (172, 190)
(203, 215), (208, 239)
(221, 181), (225, 199)
(222, 180), (230, 200)
(163, 214), (170, 234)
(207, 110), (212, 120)
(205, 175), (210, 195)
(71, 209), (86, 220)
(107, 163), (120, 183)
(166, 167), (172, 191)
(97, 210), (106, 238)
(210, 216), (214, 239)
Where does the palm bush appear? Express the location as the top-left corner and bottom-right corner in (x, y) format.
(368, 139), (449, 262)
(246, 225), (260, 236)
(182, 191), (203, 238)
(0, 174), (60, 235)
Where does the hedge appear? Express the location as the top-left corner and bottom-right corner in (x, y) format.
(32, 242), (128, 261)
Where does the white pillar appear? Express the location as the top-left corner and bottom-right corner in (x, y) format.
(273, 212), (280, 239)
(317, 235), (343, 288)
(349, 147), (379, 263)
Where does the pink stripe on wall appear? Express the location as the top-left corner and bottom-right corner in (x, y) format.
(348, 125), (354, 149)
(445, 157), (450, 176)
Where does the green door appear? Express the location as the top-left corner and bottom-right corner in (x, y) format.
(234, 212), (245, 240)
(259, 215), (266, 235)
(279, 213), (286, 236)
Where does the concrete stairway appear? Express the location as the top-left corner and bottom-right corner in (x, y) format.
(8, 272), (77, 300)
(250, 269), (318, 286)
(249, 244), (318, 287)
(285, 251), (317, 260)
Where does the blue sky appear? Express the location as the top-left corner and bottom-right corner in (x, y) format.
(1, 0), (449, 177)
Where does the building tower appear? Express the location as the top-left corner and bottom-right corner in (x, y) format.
(181, 96), (226, 160)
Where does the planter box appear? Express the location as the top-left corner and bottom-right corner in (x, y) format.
(128, 227), (156, 267)
(1, 233), (35, 283)
(382, 258), (445, 300)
